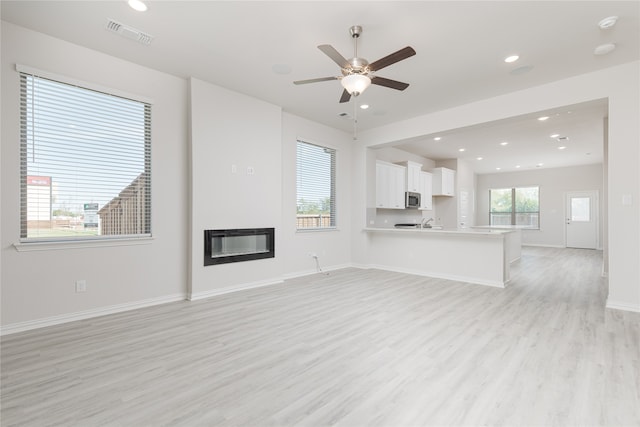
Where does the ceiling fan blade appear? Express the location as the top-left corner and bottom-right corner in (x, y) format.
(293, 76), (339, 85)
(318, 44), (350, 69)
(339, 89), (351, 103)
(369, 46), (416, 71)
(371, 76), (410, 91)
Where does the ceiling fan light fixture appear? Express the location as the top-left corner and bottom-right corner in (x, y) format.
(128, 0), (147, 12)
(341, 74), (371, 96)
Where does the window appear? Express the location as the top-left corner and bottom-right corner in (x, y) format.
(20, 70), (151, 241)
(296, 140), (336, 230)
(490, 186), (539, 228)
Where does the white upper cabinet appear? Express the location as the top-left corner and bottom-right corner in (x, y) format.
(376, 160), (406, 209)
(432, 167), (456, 196)
(419, 171), (433, 210)
(400, 161), (423, 193)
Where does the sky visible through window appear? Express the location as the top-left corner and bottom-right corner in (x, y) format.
(24, 75), (147, 216)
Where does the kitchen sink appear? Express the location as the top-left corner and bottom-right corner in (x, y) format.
(394, 223), (420, 229)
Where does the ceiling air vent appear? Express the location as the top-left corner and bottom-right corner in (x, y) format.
(106, 19), (154, 45)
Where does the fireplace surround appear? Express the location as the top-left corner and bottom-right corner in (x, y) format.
(204, 228), (275, 266)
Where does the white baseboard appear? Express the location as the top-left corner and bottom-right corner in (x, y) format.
(281, 263), (354, 280)
(190, 263), (356, 301)
(0, 293), (187, 336)
(188, 277), (284, 301)
(1, 264), (357, 335)
(350, 263), (370, 270)
(365, 263), (506, 288)
(522, 243), (565, 248)
(606, 299), (640, 313)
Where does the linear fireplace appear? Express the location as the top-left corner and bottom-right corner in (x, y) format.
(204, 228), (275, 266)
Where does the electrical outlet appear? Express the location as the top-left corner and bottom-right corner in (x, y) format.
(75, 280), (87, 293)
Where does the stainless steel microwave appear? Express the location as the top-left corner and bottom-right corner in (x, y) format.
(405, 191), (421, 208)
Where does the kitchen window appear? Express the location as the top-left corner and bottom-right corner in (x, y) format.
(296, 140), (336, 230)
(490, 186), (539, 228)
(19, 67), (151, 242)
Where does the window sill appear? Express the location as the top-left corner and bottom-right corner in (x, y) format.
(296, 227), (339, 233)
(13, 236), (154, 252)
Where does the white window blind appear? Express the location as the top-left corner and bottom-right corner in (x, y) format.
(19, 71), (151, 241)
(296, 140), (336, 230)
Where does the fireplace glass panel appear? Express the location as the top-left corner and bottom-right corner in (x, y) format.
(212, 234), (268, 258)
(204, 228), (274, 266)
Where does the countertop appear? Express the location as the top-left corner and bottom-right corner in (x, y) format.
(363, 226), (514, 238)
(472, 225), (531, 230)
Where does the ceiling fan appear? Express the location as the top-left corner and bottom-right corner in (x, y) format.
(294, 25), (416, 103)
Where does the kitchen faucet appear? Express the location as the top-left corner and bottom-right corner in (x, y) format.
(421, 217), (434, 228)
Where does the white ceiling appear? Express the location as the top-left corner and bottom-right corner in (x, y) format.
(394, 98), (608, 174)
(2, 1), (638, 173)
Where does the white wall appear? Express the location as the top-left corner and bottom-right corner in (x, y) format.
(188, 78), (283, 299)
(0, 23), (360, 330)
(353, 61), (640, 312)
(1, 23), (189, 328)
(476, 164), (604, 248)
(434, 159), (458, 228)
(1, 22), (638, 331)
(280, 113), (353, 277)
(374, 146), (436, 168)
(456, 159), (477, 228)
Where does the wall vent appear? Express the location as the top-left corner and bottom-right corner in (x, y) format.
(106, 19), (154, 45)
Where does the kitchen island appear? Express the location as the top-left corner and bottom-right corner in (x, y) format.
(363, 227), (518, 288)
(472, 225), (527, 263)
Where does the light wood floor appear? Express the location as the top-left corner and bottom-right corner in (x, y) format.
(2, 247), (639, 426)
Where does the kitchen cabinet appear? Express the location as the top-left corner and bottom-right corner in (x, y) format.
(432, 167), (455, 196)
(376, 160), (406, 209)
(419, 171), (433, 210)
(400, 161), (423, 192)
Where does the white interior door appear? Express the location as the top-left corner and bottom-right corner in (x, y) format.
(566, 191), (598, 249)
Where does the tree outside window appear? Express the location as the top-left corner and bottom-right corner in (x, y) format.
(490, 187), (539, 228)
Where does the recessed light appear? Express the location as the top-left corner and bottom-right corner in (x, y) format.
(550, 133), (560, 138)
(128, 0), (148, 12)
(476, 157), (483, 161)
(496, 167), (501, 171)
(598, 16), (618, 29)
(434, 137), (441, 141)
(594, 43), (616, 56)
(500, 141), (509, 146)
(536, 163), (544, 167)
(558, 146), (567, 150)
(458, 148), (465, 152)
(538, 116), (549, 121)
(360, 104), (369, 110)
(504, 55), (519, 63)
(515, 165), (521, 168)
